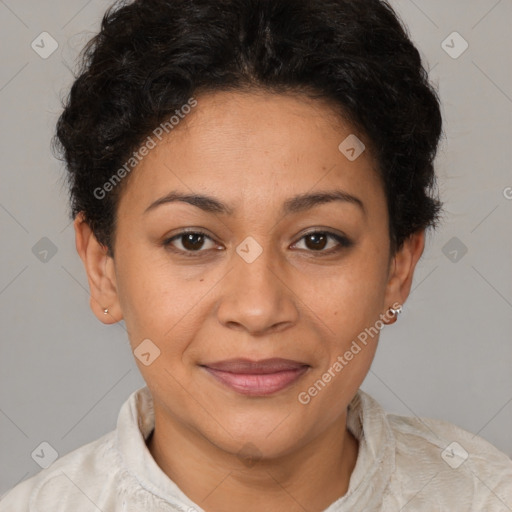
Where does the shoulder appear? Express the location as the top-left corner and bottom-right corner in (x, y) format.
(0, 430), (120, 511)
(386, 411), (512, 509)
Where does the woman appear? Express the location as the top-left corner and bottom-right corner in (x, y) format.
(2, 0), (511, 510)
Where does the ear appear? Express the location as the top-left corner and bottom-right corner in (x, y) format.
(73, 212), (123, 324)
(382, 229), (425, 322)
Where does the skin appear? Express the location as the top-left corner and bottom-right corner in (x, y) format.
(74, 90), (425, 512)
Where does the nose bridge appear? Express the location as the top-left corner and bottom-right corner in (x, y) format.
(236, 236), (279, 291)
(216, 234), (298, 333)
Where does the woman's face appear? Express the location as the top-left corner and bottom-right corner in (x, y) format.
(79, 90), (423, 460)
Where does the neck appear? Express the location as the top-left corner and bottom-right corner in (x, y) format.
(147, 408), (359, 512)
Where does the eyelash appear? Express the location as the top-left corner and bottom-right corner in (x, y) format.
(162, 230), (353, 258)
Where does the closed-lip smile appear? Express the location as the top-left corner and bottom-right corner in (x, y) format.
(200, 358), (310, 396)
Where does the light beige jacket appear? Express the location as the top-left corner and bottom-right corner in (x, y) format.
(1, 387), (511, 511)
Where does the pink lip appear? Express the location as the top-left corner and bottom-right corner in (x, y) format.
(201, 358), (310, 396)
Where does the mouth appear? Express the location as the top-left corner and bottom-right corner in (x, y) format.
(200, 358), (310, 396)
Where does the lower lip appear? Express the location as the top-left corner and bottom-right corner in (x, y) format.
(202, 366), (310, 396)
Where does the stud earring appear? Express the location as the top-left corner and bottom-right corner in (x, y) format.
(386, 304), (402, 324)
(103, 307), (109, 315)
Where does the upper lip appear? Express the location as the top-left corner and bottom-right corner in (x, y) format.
(201, 358), (309, 374)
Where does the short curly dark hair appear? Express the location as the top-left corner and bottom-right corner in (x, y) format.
(54, 0), (443, 257)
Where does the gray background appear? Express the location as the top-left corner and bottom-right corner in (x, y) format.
(1, 0), (511, 495)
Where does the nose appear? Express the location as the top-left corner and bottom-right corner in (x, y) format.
(215, 240), (299, 336)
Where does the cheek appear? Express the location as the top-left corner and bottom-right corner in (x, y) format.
(113, 245), (177, 341)
(116, 261), (215, 368)
(296, 273), (384, 417)
(299, 253), (387, 333)
(305, 253), (388, 376)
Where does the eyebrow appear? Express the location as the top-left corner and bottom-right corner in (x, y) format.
(144, 189), (366, 217)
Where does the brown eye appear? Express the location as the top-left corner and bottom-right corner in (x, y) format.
(293, 231), (353, 254)
(163, 230), (218, 256)
(180, 233), (207, 251)
(304, 232), (329, 250)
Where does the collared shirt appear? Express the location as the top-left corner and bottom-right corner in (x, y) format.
(1, 386), (511, 511)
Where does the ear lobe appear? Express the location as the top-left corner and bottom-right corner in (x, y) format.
(73, 212), (122, 324)
(383, 230), (426, 312)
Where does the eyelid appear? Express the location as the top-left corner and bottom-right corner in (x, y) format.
(293, 227), (351, 243)
(291, 230), (353, 252)
(163, 229), (219, 253)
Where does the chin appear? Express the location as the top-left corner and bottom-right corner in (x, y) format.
(203, 414), (311, 462)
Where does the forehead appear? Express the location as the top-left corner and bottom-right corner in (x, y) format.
(118, 90), (386, 219)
